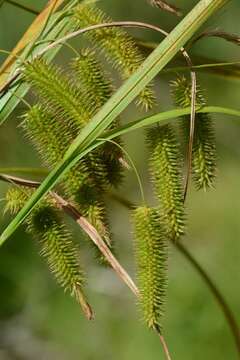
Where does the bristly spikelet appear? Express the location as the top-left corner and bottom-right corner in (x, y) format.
(132, 206), (168, 331)
(72, 48), (113, 114)
(4, 186), (91, 315)
(23, 58), (89, 131)
(147, 125), (185, 240)
(30, 206), (85, 296)
(74, 2), (156, 111)
(21, 105), (70, 166)
(5, 186), (31, 214)
(171, 76), (217, 190)
(23, 58), (119, 191)
(21, 105), (89, 194)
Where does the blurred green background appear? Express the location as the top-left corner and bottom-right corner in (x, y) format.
(0, 0), (240, 359)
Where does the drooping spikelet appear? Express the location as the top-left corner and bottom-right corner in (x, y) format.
(72, 48), (113, 114)
(21, 105), (88, 193)
(132, 206), (168, 331)
(5, 186), (31, 214)
(5, 186), (92, 317)
(23, 58), (88, 131)
(171, 76), (217, 190)
(147, 125), (185, 240)
(74, 2), (156, 111)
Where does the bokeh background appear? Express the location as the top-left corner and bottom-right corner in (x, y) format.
(0, 0), (240, 359)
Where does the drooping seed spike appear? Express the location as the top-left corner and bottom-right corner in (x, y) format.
(72, 48), (113, 114)
(147, 124), (185, 240)
(21, 105), (89, 194)
(23, 58), (89, 130)
(74, 2), (156, 111)
(5, 186), (92, 317)
(171, 76), (217, 190)
(132, 206), (168, 331)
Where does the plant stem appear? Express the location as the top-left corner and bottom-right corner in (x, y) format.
(159, 334), (172, 360)
(0, 167), (48, 176)
(176, 242), (240, 355)
(4, 0), (39, 15)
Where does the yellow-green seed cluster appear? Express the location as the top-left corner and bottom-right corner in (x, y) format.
(74, 2), (156, 111)
(5, 187), (87, 308)
(147, 125), (185, 240)
(171, 76), (217, 190)
(132, 206), (168, 330)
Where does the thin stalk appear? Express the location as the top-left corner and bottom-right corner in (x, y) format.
(163, 61), (240, 74)
(0, 167), (48, 176)
(176, 242), (240, 355)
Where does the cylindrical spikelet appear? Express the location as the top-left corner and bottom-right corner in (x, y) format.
(147, 125), (185, 240)
(72, 48), (113, 115)
(21, 105), (90, 193)
(74, 2), (156, 111)
(171, 76), (217, 190)
(23, 58), (89, 131)
(5, 187), (92, 318)
(132, 206), (168, 331)
(5, 186), (31, 214)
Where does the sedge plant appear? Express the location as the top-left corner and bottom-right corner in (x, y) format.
(0, 0), (239, 358)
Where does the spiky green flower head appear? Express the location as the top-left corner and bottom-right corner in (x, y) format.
(147, 125), (185, 240)
(5, 186), (32, 214)
(21, 105), (93, 196)
(74, 1), (156, 111)
(132, 206), (168, 331)
(72, 48), (113, 114)
(23, 58), (89, 131)
(21, 105), (71, 166)
(171, 76), (217, 190)
(5, 186), (90, 315)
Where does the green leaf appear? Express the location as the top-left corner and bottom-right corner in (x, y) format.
(0, 0), (230, 246)
(104, 106), (240, 140)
